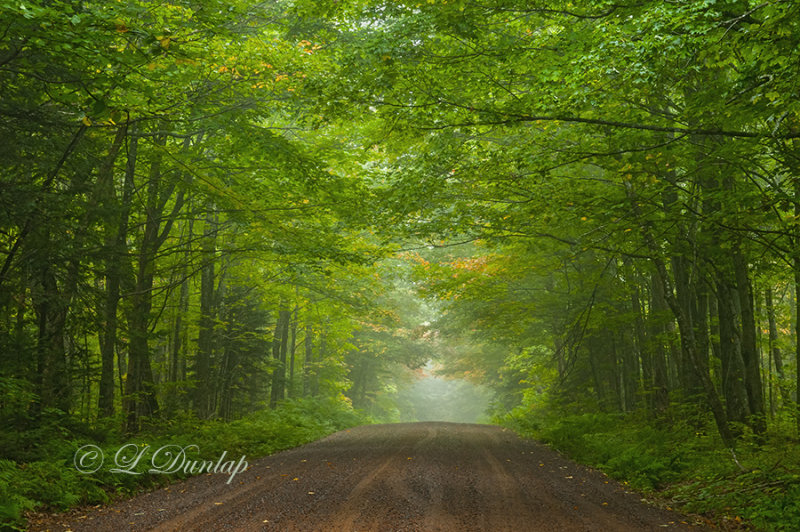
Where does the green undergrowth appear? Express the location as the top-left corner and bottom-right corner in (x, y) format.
(0, 397), (367, 531)
(497, 406), (800, 531)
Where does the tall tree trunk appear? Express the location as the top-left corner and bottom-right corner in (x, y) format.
(733, 249), (765, 433)
(694, 283), (711, 395)
(26, 127), (117, 413)
(709, 294), (721, 371)
(123, 134), (183, 433)
(288, 305), (298, 398)
(587, 341), (608, 411)
(670, 255), (707, 397)
(794, 150), (800, 435)
(303, 323), (313, 397)
(631, 282), (651, 409)
(278, 308), (290, 401)
(269, 312), (282, 408)
(627, 181), (734, 446)
(217, 298), (236, 422)
(124, 274), (160, 432)
(314, 326), (326, 397)
(99, 128), (136, 417)
(610, 332), (624, 411)
(194, 209), (217, 418)
(649, 273), (670, 411)
(717, 278), (750, 425)
(269, 306), (290, 408)
(795, 243), (800, 435)
(167, 211), (192, 416)
(765, 288), (788, 408)
(32, 264), (70, 412)
(617, 329), (638, 412)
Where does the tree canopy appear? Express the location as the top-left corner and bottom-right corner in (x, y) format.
(2, 0), (800, 528)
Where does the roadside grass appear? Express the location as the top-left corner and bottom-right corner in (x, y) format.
(497, 406), (800, 531)
(0, 397), (367, 531)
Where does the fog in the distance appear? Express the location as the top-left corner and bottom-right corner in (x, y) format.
(397, 373), (493, 424)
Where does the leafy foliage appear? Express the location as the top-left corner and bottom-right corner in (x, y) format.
(0, 397), (364, 530)
(500, 405), (800, 530)
(3, 0), (800, 530)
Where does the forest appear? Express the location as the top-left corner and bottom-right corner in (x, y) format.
(1, 0), (800, 530)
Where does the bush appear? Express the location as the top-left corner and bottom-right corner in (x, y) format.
(498, 405), (800, 530)
(0, 397), (367, 531)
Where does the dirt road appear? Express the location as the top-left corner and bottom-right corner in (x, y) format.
(31, 423), (705, 531)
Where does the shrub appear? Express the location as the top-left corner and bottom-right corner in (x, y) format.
(499, 405), (800, 530)
(0, 397), (367, 530)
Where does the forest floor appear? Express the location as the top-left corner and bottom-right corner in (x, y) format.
(28, 422), (712, 531)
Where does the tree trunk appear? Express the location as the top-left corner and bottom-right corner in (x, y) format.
(733, 249), (765, 433)
(627, 181), (734, 446)
(99, 129), (136, 417)
(716, 278), (750, 425)
(795, 256), (800, 435)
(794, 157), (800, 435)
(587, 340), (608, 411)
(123, 134), (183, 433)
(194, 209), (217, 418)
(631, 282), (651, 409)
(303, 323), (313, 397)
(32, 264), (70, 412)
(288, 305), (298, 398)
(278, 308), (290, 400)
(217, 298), (236, 422)
(765, 288), (788, 409)
(167, 212), (192, 416)
(314, 327), (326, 397)
(269, 306), (290, 408)
(124, 275), (160, 432)
(649, 273), (670, 411)
(670, 254), (706, 397)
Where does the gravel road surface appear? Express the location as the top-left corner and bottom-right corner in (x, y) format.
(30, 422), (707, 531)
